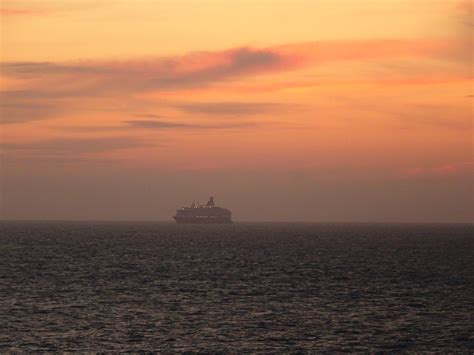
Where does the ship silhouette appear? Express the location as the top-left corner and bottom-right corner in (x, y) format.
(173, 197), (232, 224)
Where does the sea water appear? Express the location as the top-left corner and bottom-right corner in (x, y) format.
(1, 222), (472, 352)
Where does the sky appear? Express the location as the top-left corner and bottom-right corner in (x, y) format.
(0, 0), (472, 222)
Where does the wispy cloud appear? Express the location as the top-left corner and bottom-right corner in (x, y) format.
(125, 119), (258, 130)
(53, 119), (261, 132)
(0, 101), (60, 123)
(1, 38), (466, 124)
(2, 39), (459, 97)
(173, 102), (294, 116)
(1, 47), (281, 96)
(1, 137), (149, 156)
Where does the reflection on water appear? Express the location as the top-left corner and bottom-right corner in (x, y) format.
(1, 222), (473, 351)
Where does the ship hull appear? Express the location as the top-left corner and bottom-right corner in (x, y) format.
(173, 197), (232, 224)
(173, 216), (232, 224)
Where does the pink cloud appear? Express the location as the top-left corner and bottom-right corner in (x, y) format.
(273, 38), (455, 67)
(1, 37), (467, 124)
(2, 38), (460, 94)
(399, 162), (473, 178)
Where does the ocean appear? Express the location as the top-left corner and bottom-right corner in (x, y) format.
(1, 222), (473, 352)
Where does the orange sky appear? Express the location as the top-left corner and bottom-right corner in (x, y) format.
(0, 0), (472, 221)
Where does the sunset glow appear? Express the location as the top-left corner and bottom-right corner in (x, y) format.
(1, 0), (472, 221)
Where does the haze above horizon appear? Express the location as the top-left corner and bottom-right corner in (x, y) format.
(1, 0), (472, 222)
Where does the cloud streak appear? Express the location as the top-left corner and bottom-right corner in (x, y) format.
(1, 137), (149, 156)
(3, 39), (458, 79)
(1, 38), (466, 124)
(52, 118), (261, 132)
(1, 47), (281, 96)
(0, 101), (60, 123)
(173, 102), (295, 116)
(125, 119), (258, 130)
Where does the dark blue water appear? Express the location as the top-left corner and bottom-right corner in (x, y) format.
(1, 222), (473, 352)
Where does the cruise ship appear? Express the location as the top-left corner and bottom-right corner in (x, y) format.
(173, 197), (232, 224)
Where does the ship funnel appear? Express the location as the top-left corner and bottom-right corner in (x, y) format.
(206, 196), (215, 206)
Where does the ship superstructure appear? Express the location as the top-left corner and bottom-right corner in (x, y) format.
(173, 197), (232, 224)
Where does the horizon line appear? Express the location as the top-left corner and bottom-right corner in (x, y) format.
(0, 219), (472, 225)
